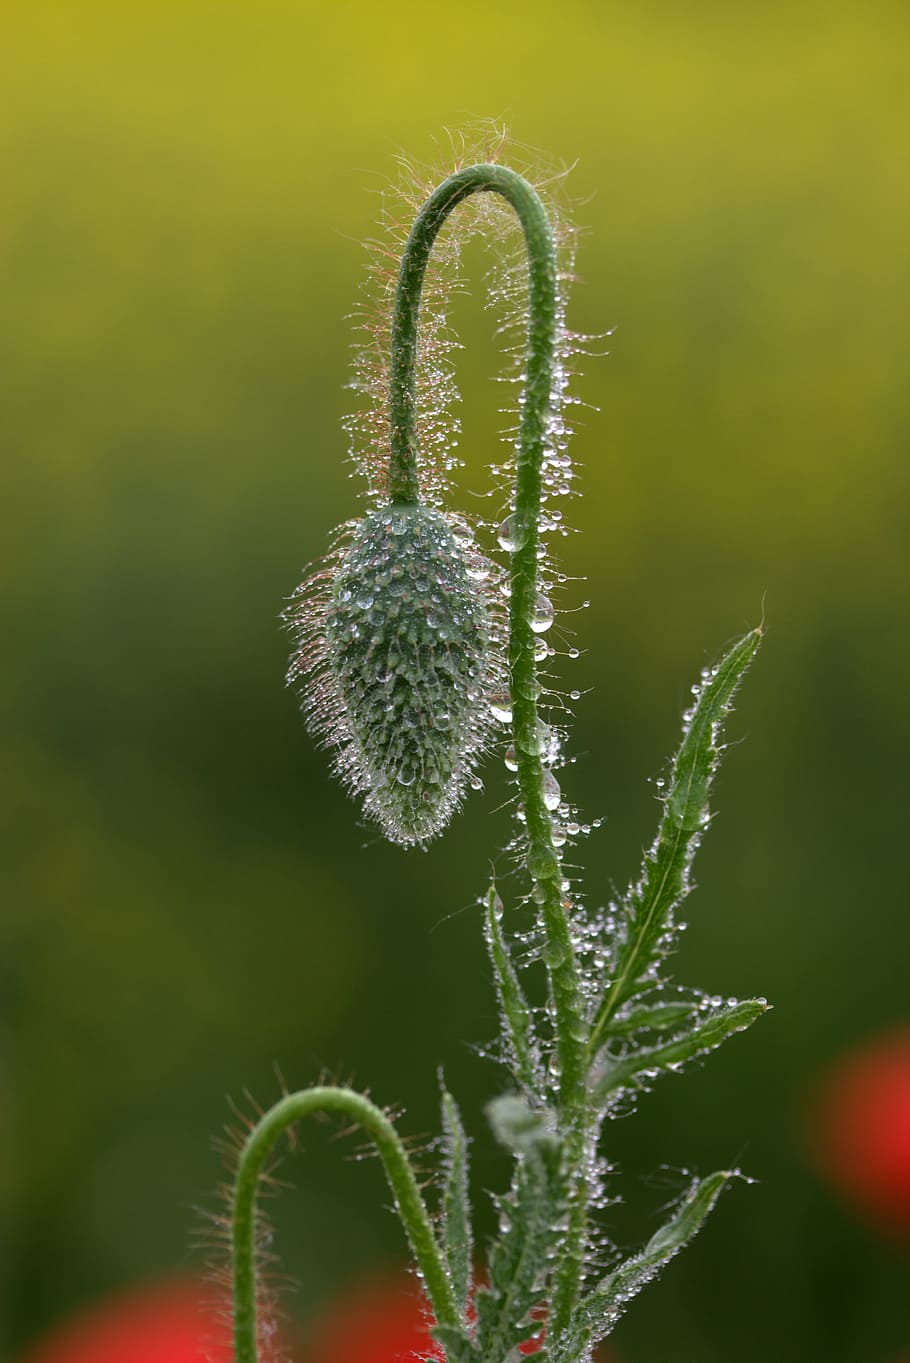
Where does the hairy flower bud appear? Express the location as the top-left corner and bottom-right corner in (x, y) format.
(286, 503), (501, 847)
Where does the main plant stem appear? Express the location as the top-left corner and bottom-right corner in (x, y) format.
(387, 164), (590, 1335)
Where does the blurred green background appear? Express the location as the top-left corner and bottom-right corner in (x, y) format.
(2, 1), (908, 1359)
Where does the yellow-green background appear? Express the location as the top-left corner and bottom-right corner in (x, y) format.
(2, 2), (908, 1359)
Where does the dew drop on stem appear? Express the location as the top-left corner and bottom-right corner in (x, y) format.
(497, 513), (527, 553)
(542, 770), (562, 811)
(530, 594), (554, 633)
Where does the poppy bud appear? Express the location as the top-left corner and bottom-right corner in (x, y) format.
(287, 503), (501, 847)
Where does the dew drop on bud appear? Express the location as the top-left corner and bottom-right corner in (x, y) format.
(448, 514), (474, 546)
(490, 693), (513, 723)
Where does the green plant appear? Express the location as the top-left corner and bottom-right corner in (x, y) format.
(227, 140), (767, 1363)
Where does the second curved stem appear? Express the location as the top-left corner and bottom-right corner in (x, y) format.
(231, 1086), (460, 1363)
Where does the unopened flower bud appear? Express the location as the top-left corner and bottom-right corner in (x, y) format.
(286, 503), (501, 847)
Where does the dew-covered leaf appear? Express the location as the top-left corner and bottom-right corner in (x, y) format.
(440, 1086), (473, 1320)
(603, 997), (699, 1037)
(484, 886), (543, 1095)
(550, 1170), (738, 1358)
(587, 629), (762, 1055)
(474, 1097), (564, 1363)
(591, 998), (770, 1107)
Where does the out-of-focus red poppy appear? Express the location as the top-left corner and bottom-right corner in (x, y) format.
(17, 1270), (613, 1363)
(308, 1273), (442, 1363)
(810, 1026), (910, 1239)
(316, 1277), (541, 1361)
(16, 1279), (224, 1363)
(308, 1271), (614, 1363)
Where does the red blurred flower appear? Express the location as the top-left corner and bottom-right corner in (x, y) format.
(17, 1280), (221, 1363)
(810, 1026), (910, 1238)
(307, 1272), (554, 1362)
(308, 1271), (614, 1363)
(308, 1273), (442, 1363)
(17, 1270), (614, 1363)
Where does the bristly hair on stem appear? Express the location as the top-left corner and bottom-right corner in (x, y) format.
(227, 127), (768, 1363)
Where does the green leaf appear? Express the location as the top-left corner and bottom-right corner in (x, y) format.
(551, 1170), (738, 1358)
(588, 629), (762, 1056)
(602, 998), (699, 1037)
(591, 998), (770, 1105)
(440, 1086), (473, 1321)
(474, 1097), (564, 1363)
(431, 1322), (478, 1363)
(484, 886), (543, 1094)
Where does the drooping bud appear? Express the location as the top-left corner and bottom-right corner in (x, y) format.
(286, 503), (502, 847)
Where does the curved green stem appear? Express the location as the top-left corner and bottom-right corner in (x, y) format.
(387, 163), (589, 1335)
(231, 1086), (460, 1363)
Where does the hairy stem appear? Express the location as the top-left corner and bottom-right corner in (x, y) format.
(386, 164), (590, 1329)
(231, 1086), (460, 1363)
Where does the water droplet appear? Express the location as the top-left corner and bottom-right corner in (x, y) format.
(504, 745), (519, 771)
(449, 515), (474, 546)
(517, 720), (553, 758)
(551, 822), (567, 847)
(534, 637), (549, 661)
(489, 693), (513, 724)
(542, 939), (568, 969)
(497, 513), (527, 553)
(542, 770), (561, 811)
(530, 594), (554, 633)
(470, 774), (484, 791)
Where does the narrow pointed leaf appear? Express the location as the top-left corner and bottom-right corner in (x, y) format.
(440, 1087), (473, 1320)
(588, 628), (762, 1055)
(604, 998), (699, 1037)
(474, 1097), (564, 1362)
(484, 886), (543, 1094)
(592, 998), (770, 1105)
(551, 1170), (737, 1359)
